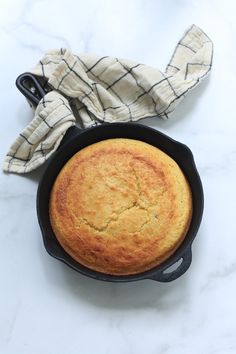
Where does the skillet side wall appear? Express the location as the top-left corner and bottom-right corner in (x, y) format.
(37, 123), (204, 282)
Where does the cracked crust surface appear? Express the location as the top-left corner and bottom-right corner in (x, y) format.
(49, 138), (192, 275)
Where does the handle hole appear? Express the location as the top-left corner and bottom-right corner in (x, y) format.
(163, 258), (183, 274)
(22, 78), (42, 101)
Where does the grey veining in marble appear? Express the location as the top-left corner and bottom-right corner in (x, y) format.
(1, 1), (236, 353)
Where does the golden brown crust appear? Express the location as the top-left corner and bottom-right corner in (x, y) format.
(49, 139), (192, 275)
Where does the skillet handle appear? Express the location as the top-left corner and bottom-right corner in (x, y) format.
(16, 72), (84, 147)
(16, 72), (47, 107)
(149, 246), (192, 282)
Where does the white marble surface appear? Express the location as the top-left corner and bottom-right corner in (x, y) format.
(0, 0), (236, 353)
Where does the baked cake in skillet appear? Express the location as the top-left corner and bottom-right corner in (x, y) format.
(49, 138), (192, 275)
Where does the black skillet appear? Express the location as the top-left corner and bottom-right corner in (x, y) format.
(16, 73), (204, 283)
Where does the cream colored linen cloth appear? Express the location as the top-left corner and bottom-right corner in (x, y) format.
(3, 24), (213, 173)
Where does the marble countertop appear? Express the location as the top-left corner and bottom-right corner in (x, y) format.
(1, 1), (236, 353)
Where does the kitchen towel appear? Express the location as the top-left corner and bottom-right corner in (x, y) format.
(3, 24), (213, 173)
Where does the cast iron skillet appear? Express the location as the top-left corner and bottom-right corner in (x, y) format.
(16, 73), (204, 282)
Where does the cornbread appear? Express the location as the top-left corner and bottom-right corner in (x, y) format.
(49, 138), (192, 275)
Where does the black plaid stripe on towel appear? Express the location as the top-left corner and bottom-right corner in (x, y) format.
(4, 24), (213, 173)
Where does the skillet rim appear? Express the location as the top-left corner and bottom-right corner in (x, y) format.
(37, 122), (204, 282)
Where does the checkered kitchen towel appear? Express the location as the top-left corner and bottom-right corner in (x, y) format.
(3, 24), (213, 173)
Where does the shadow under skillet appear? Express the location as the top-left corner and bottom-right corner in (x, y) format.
(41, 255), (191, 311)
